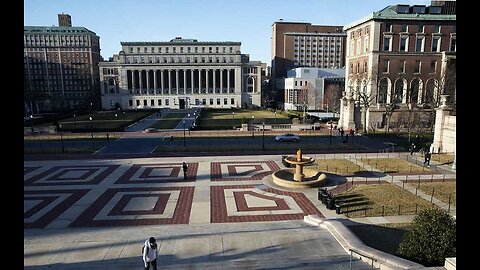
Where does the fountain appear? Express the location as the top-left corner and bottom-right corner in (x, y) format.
(272, 148), (327, 188)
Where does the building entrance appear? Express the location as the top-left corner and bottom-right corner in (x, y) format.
(179, 98), (186, 109)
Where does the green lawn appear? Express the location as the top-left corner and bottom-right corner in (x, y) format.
(198, 109), (291, 130)
(360, 158), (432, 173)
(58, 111), (152, 130)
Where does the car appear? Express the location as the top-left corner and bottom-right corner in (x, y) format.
(143, 127), (157, 133)
(275, 133), (300, 142)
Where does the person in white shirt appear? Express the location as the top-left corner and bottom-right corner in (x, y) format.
(143, 237), (159, 270)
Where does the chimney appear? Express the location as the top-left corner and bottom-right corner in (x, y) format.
(58, 13), (72, 27)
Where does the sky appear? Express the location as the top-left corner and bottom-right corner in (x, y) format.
(24, 0), (432, 65)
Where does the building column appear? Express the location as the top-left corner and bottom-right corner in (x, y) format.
(160, 70), (164, 94)
(132, 70), (136, 92)
(153, 70), (157, 94)
(191, 69), (195, 94)
(213, 69), (216, 93)
(220, 69), (223, 93)
(139, 70), (143, 93)
(183, 69), (187, 94)
(199, 69), (202, 93)
(146, 70), (150, 92)
(206, 68), (209, 93)
(168, 69), (172, 94)
(227, 69), (230, 93)
(176, 69), (179, 95)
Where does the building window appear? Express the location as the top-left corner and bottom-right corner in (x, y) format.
(382, 60), (390, 73)
(143, 100), (147, 106)
(430, 61), (437, 73)
(414, 60), (421, 73)
(383, 36), (392, 51)
(350, 63), (354, 74)
(165, 99), (169, 106)
(433, 25), (441, 33)
(363, 61), (368, 73)
(151, 100), (154, 106)
(209, 98), (213, 105)
(356, 62), (360, 74)
(231, 98), (235, 105)
(415, 37), (424, 52)
(385, 23), (392, 32)
(418, 25), (424, 33)
(401, 25), (408, 32)
(400, 61), (406, 74)
(136, 100), (140, 106)
(400, 36), (408, 52)
(224, 98), (227, 105)
(432, 37), (440, 52)
(158, 99), (162, 106)
(364, 37), (369, 52)
(450, 37), (456, 52)
(217, 98), (220, 105)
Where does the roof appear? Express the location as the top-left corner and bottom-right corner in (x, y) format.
(121, 41), (241, 46)
(24, 26), (98, 36)
(344, 4), (456, 30)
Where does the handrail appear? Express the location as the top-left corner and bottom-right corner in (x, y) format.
(349, 248), (378, 269)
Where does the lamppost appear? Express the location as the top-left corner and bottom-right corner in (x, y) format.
(115, 113), (118, 129)
(329, 122), (333, 145)
(183, 120), (186, 147)
(262, 122), (265, 151)
(122, 111), (126, 125)
(251, 116), (255, 139)
(232, 111), (235, 130)
(59, 124), (64, 153)
(29, 114), (34, 136)
(274, 111), (277, 126)
(73, 114), (76, 129)
(89, 116), (93, 140)
(187, 114), (191, 135)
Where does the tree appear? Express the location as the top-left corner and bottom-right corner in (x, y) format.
(397, 208), (456, 266)
(323, 81), (343, 115)
(348, 77), (377, 134)
(380, 77), (406, 133)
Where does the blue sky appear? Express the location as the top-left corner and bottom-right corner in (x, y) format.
(24, 0), (432, 65)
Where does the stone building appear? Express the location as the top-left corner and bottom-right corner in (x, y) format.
(99, 37), (263, 110)
(339, 2), (456, 133)
(24, 14), (101, 113)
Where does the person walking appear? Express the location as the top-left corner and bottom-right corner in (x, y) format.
(423, 151), (431, 167)
(182, 162), (188, 180)
(143, 237), (159, 270)
(410, 143), (416, 155)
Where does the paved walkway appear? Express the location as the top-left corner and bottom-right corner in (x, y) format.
(24, 152), (455, 269)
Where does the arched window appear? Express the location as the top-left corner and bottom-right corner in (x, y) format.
(394, 79), (404, 103)
(378, 78), (388, 103)
(424, 79), (436, 104)
(410, 78), (421, 104)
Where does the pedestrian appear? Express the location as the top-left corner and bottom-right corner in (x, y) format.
(423, 151), (431, 166)
(143, 237), (159, 270)
(349, 128), (354, 137)
(345, 134), (349, 143)
(410, 143), (416, 155)
(340, 128), (344, 139)
(182, 162), (188, 180)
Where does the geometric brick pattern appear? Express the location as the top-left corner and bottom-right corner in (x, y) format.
(69, 187), (194, 227)
(115, 163), (198, 184)
(24, 165), (120, 186)
(211, 161), (280, 181)
(24, 189), (89, 229)
(211, 185), (323, 223)
(24, 166), (41, 176)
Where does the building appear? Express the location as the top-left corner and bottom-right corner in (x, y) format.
(339, 2), (456, 133)
(24, 14), (101, 114)
(270, 21), (346, 108)
(278, 67), (345, 111)
(99, 37), (263, 110)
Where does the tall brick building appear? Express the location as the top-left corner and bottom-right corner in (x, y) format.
(339, 2), (456, 132)
(270, 21), (346, 108)
(24, 14), (101, 114)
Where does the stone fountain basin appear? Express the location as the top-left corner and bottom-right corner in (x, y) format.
(272, 168), (326, 188)
(284, 156), (315, 165)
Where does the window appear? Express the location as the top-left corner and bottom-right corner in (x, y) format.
(158, 99), (162, 106)
(356, 39), (361, 55)
(432, 37), (440, 52)
(418, 25), (424, 33)
(383, 36), (392, 51)
(350, 63), (354, 74)
(400, 36), (408, 52)
(401, 25), (408, 32)
(430, 61), (437, 73)
(136, 100), (140, 106)
(217, 98), (220, 105)
(363, 61), (368, 73)
(433, 26), (441, 33)
(382, 60), (390, 73)
(400, 61), (406, 74)
(224, 98), (227, 105)
(151, 47), (155, 53)
(414, 60), (421, 73)
(231, 98), (235, 105)
(209, 98), (213, 105)
(364, 37), (369, 52)
(165, 99), (169, 106)
(151, 100), (154, 106)
(143, 100), (147, 106)
(385, 23), (392, 32)
(450, 37), (456, 52)
(415, 37), (424, 52)
(356, 62), (360, 74)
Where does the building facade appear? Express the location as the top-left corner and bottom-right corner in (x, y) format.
(99, 37), (263, 110)
(278, 67), (345, 111)
(270, 21), (347, 107)
(339, 2), (456, 132)
(24, 14), (101, 114)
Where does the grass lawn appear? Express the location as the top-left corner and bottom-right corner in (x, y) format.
(417, 181), (456, 206)
(149, 112), (187, 129)
(431, 153), (455, 165)
(360, 158), (431, 173)
(335, 183), (436, 218)
(312, 159), (364, 175)
(58, 111), (152, 130)
(198, 109), (291, 130)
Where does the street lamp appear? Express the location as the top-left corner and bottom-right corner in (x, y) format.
(251, 116), (255, 139)
(187, 114), (191, 135)
(122, 111), (126, 125)
(59, 124), (64, 153)
(73, 114), (76, 129)
(329, 122), (333, 145)
(115, 113), (118, 129)
(183, 120), (186, 147)
(29, 114), (34, 136)
(89, 116), (93, 140)
(262, 122), (265, 151)
(274, 111), (277, 126)
(232, 111), (235, 130)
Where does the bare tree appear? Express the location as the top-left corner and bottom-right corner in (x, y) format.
(382, 78), (406, 133)
(323, 82), (343, 115)
(348, 76), (378, 134)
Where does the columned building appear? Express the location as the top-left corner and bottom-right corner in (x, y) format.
(24, 14), (101, 113)
(340, 2), (456, 132)
(99, 37), (263, 110)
